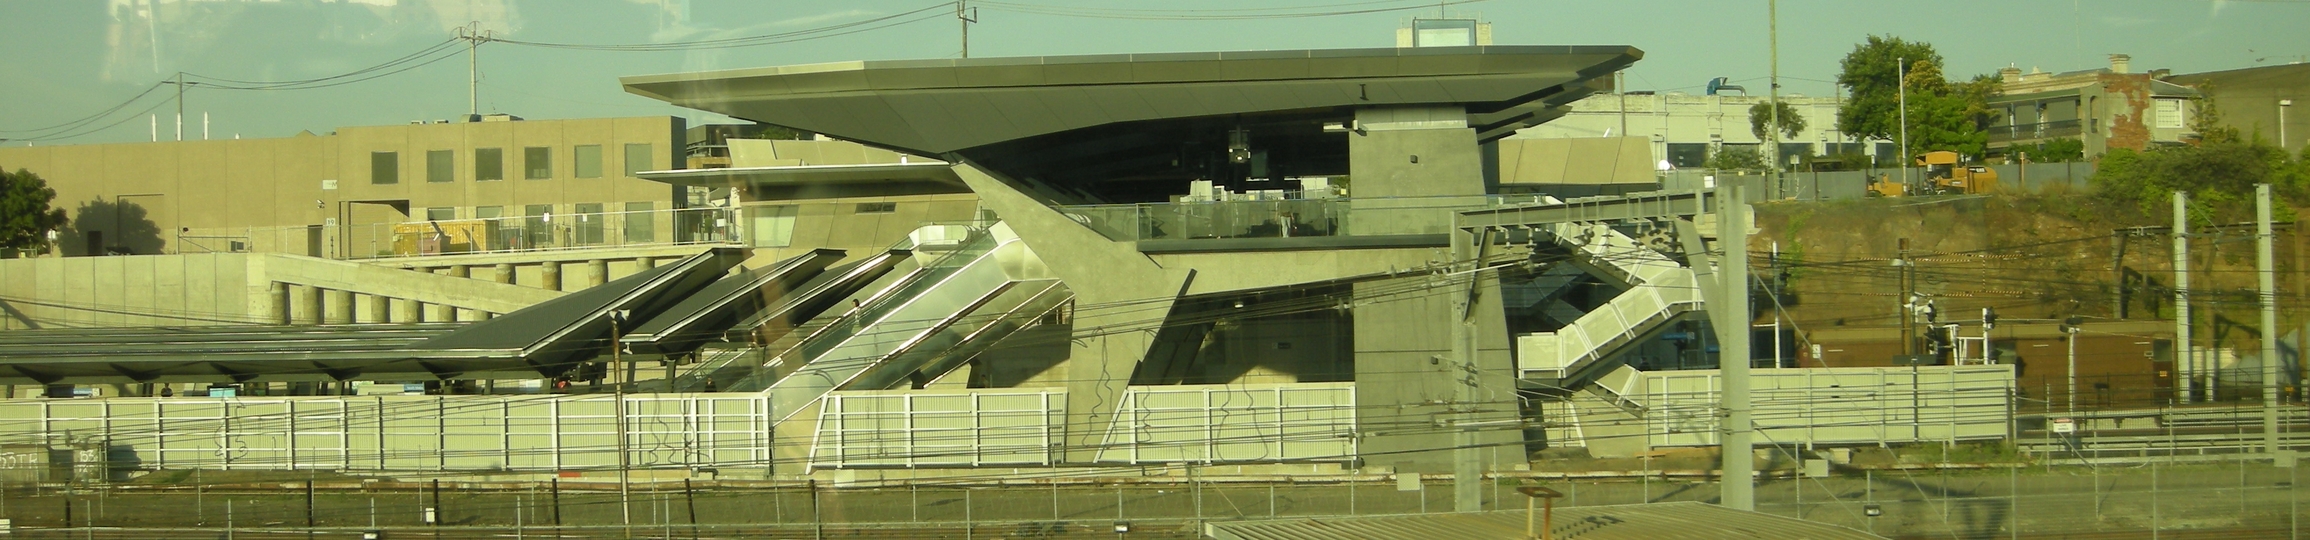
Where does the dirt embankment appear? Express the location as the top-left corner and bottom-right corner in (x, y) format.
(1751, 192), (2310, 344)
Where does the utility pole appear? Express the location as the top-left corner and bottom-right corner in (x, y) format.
(957, 1), (977, 58)
(1717, 183), (1754, 511)
(1767, 0), (1782, 199)
(612, 309), (632, 536)
(460, 22), (490, 118)
(2175, 192), (2193, 403)
(2258, 184), (2284, 459)
(174, 72), (185, 142)
(1897, 57), (1909, 193)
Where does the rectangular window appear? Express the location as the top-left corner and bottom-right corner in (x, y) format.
(425, 207), (456, 221)
(474, 206), (504, 220)
(853, 202), (897, 214)
(574, 145), (603, 178)
(524, 147), (552, 179)
(475, 148), (504, 181)
(370, 152), (398, 185)
(425, 150), (454, 183)
(623, 202), (654, 243)
(574, 203), (605, 245)
(476, 206), (507, 250)
(748, 205), (798, 248)
(623, 143), (654, 175)
(1665, 143), (1709, 169)
(524, 204), (555, 248)
(2156, 99), (2185, 129)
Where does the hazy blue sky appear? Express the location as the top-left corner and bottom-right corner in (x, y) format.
(1, 0), (2301, 146)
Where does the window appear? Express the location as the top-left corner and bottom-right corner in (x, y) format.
(1874, 142), (1899, 166)
(524, 204), (555, 248)
(854, 202), (897, 214)
(370, 152), (398, 185)
(574, 145), (603, 178)
(623, 202), (655, 243)
(425, 207), (456, 221)
(474, 206), (504, 220)
(1665, 143), (1709, 169)
(524, 147), (552, 179)
(426, 150), (454, 183)
(748, 205), (798, 248)
(2156, 99), (2185, 129)
(623, 143), (654, 175)
(475, 148), (504, 181)
(574, 203), (605, 245)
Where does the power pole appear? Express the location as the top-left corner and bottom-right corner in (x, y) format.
(1897, 57), (1909, 192)
(174, 71), (185, 142)
(1766, 0), (1782, 199)
(957, 1), (977, 58)
(2258, 184), (2284, 459)
(460, 22), (491, 118)
(2174, 192), (2193, 403)
(1717, 183), (1754, 511)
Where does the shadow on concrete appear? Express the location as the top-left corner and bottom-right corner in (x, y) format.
(59, 198), (164, 256)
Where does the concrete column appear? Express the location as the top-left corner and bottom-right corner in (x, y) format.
(637, 257), (657, 270)
(448, 265), (470, 279)
(297, 285), (324, 325)
(430, 268), (459, 322)
(494, 263), (515, 284)
(269, 282), (292, 325)
(541, 262), (562, 291)
(364, 294), (390, 323)
(323, 289), (355, 325)
(393, 297), (424, 323)
(588, 259), (610, 287)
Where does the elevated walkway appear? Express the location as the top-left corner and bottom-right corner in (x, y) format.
(1514, 222), (1703, 405)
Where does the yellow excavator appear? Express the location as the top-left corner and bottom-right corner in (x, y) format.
(1866, 151), (1999, 197)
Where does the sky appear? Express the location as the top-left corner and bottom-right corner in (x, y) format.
(0, 0), (2303, 146)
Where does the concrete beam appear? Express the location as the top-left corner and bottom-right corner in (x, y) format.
(1457, 190), (1719, 231)
(251, 253), (562, 315)
(950, 161), (1192, 464)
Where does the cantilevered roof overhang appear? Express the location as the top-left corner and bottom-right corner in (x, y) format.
(620, 46), (1642, 157)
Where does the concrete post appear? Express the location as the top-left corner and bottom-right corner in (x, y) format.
(365, 294), (390, 323)
(269, 282), (292, 325)
(589, 259), (610, 287)
(430, 269), (458, 322)
(323, 289), (355, 325)
(298, 284), (324, 325)
(394, 298), (424, 323)
(2174, 193), (2193, 402)
(542, 262), (562, 291)
(637, 257), (657, 270)
(1717, 183), (1754, 511)
(494, 263), (514, 284)
(2259, 184), (2283, 458)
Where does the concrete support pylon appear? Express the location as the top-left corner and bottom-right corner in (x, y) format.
(269, 282), (291, 325)
(589, 259), (610, 287)
(541, 262), (562, 291)
(364, 294), (390, 323)
(323, 289), (354, 325)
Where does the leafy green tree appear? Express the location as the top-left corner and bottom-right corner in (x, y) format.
(1704, 146), (1769, 171)
(2189, 81), (2242, 145)
(0, 168), (69, 254)
(2017, 138), (2085, 162)
(1835, 36), (1993, 159)
(1748, 100), (1807, 141)
(2092, 141), (2302, 225)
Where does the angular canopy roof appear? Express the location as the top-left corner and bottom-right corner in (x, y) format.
(621, 46), (1642, 157)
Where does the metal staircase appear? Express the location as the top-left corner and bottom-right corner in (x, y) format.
(1515, 222), (1704, 408)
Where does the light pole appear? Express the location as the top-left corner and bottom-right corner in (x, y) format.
(1897, 57), (1909, 193)
(113, 193), (165, 255)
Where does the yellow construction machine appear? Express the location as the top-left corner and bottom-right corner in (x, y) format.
(1865, 151), (1999, 197)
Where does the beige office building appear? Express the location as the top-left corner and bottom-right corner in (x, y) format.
(0, 115), (687, 258)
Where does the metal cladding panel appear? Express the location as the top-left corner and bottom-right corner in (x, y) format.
(1095, 383), (1356, 465)
(810, 389), (1065, 469)
(1637, 366), (2015, 448)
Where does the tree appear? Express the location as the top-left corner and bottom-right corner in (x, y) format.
(0, 168), (68, 255)
(1835, 36), (1993, 158)
(1748, 100), (1807, 141)
(2091, 141), (2302, 225)
(2017, 138), (2086, 162)
(2189, 81), (2242, 145)
(1704, 146), (1769, 171)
